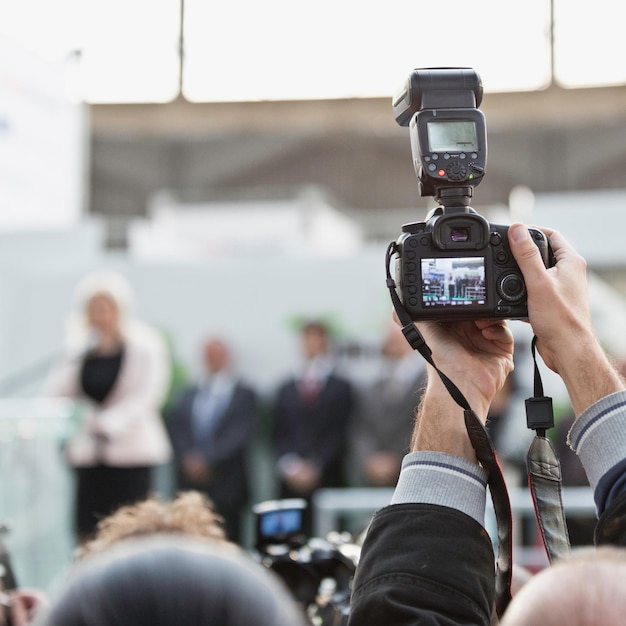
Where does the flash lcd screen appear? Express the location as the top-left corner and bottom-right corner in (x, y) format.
(427, 121), (478, 152)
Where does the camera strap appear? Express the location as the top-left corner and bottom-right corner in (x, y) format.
(385, 243), (513, 617)
(525, 336), (571, 562)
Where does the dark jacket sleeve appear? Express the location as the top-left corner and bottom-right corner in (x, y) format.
(349, 503), (495, 626)
(595, 490), (626, 546)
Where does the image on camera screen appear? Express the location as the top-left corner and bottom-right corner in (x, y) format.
(427, 121), (478, 153)
(260, 508), (303, 538)
(421, 257), (486, 308)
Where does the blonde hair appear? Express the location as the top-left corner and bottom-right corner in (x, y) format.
(64, 270), (137, 352)
(77, 491), (229, 560)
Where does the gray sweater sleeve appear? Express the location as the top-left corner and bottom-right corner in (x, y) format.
(391, 450), (488, 526)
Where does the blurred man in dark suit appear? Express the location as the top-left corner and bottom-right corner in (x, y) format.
(351, 322), (426, 487)
(167, 337), (258, 544)
(271, 320), (354, 517)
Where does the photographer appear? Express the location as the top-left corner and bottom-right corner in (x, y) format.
(348, 223), (626, 625)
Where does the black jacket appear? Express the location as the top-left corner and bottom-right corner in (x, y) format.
(349, 493), (626, 626)
(349, 503), (495, 626)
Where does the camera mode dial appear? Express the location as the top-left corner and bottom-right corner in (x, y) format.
(497, 272), (526, 304)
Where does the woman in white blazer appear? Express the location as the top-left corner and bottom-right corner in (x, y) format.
(45, 270), (172, 542)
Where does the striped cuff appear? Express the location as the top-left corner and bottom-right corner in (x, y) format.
(568, 390), (626, 492)
(391, 451), (488, 526)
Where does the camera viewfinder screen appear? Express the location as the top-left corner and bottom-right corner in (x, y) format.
(421, 257), (486, 308)
(427, 121), (478, 152)
(260, 509), (303, 538)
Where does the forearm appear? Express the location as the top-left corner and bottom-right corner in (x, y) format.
(554, 334), (625, 416)
(411, 368), (491, 464)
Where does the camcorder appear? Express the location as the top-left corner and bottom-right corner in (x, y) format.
(251, 499), (359, 626)
(390, 67), (554, 321)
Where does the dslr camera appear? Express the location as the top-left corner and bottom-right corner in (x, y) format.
(251, 499), (359, 626)
(390, 67), (553, 321)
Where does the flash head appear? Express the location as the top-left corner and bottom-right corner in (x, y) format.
(393, 67), (483, 127)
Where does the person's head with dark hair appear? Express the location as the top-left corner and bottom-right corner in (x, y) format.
(41, 535), (306, 626)
(300, 319), (331, 360)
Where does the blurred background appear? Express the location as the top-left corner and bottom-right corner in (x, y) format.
(1, 0), (626, 591)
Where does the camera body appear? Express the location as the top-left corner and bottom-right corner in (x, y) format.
(395, 207), (551, 321)
(391, 67), (553, 321)
(252, 499), (358, 626)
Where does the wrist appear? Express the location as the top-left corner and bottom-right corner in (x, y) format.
(410, 381), (479, 463)
(554, 340), (625, 415)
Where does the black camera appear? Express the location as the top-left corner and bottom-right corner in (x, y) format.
(390, 67), (553, 321)
(252, 499), (359, 626)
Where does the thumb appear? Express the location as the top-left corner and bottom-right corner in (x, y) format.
(508, 223), (547, 286)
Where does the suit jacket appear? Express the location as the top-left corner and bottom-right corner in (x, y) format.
(353, 368), (426, 458)
(167, 380), (257, 511)
(272, 373), (354, 490)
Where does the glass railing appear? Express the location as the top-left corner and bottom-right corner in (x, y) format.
(0, 398), (78, 592)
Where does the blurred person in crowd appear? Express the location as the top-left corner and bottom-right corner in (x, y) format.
(271, 320), (354, 523)
(351, 321), (426, 487)
(44, 270), (172, 543)
(38, 534), (306, 626)
(10, 491), (239, 625)
(77, 490), (230, 560)
(501, 546), (626, 626)
(166, 337), (258, 543)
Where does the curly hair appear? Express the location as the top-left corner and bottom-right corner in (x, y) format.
(77, 491), (229, 560)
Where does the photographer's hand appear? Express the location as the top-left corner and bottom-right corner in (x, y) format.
(508, 223), (624, 415)
(406, 318), (514, 463)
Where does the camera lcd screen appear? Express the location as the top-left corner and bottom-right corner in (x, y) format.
(260, 508), (303, 538)
(421, 257), (486, 308)
(427, 121), (478, 152)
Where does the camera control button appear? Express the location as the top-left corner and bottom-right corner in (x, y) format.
(495, 249), (509, 264)
(420, 236), (429, 247)
(428, 163), (437, 172)
(431, 153), (438, 160)
(446, 161), (467, 181)
(460, 153), (466, 159)
(490, 232), (502, 246)
(498, 273), (526, 303)
(444, 153), (450, 160)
